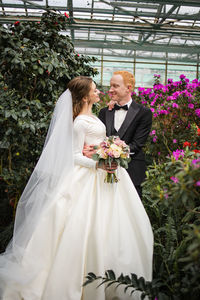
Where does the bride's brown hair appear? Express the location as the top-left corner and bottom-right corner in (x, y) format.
(67, 76), (93, 120)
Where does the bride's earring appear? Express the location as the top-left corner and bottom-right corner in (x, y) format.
(83, 97), (90, 106)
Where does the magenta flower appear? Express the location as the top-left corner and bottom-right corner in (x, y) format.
(196, 181), (200, 186)
(192, 79), (198, 84)
(192, 159), (200, 168)
(182, 90), (192, 98)
(188, 103), (194, 109)
(149, 92), (155, 98)
(192, 159), (200, 164)
(172, 103), (179, 108)
(150, 108), (155, 113)
(162, 87), (169, 92)
(153, 136), (157, 143)
(173, 139), (177, 143)
(138, 87), (145, 92)
(153, 84), (164, 90)
(173, 91), (181, 98)
(167, 96), (173, 101)
(170, 176), (179, 183)
(173, 149), (184, 160)
(158, 109), (168, 115)
(144, 88), (151, 94)
(195, 108), (200, 118)
(180, 74), (186, 79)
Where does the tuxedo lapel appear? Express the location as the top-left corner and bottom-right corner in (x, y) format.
(118, 101), (141, 138)
(105, 109), (115, 136)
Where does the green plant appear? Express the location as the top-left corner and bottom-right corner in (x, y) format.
(83, 270), (167, 300)
(142, 150), (200, 299)
(92, 88), (111, 115)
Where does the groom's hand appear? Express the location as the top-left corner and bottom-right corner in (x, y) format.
(83, 143), (96, 158)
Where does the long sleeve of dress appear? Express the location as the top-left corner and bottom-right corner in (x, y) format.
(73, 119), (97, 169)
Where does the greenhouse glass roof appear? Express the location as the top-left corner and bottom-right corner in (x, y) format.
(1, 0), (200, 62)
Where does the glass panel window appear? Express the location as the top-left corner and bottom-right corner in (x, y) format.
(135, 63), (165, 88)
(167, 64), (197, 82)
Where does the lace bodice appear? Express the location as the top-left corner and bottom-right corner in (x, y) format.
(73, 115), (106, 169)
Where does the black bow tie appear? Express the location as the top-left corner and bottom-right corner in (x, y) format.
(114, 104), (128, 111)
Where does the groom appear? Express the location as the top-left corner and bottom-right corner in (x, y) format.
(86, 71), (152, 198)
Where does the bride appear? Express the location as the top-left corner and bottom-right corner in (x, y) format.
(0, 76), (153, 300)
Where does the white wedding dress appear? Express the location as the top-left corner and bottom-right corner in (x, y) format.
(1, 115), (153, 300)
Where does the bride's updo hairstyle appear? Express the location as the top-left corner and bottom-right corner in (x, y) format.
(68, 76), (93, 120)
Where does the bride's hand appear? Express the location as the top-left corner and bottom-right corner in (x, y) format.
(97, 161), (118, 173)
(83, 143), (97, 158)
(108, 100), (117, 111)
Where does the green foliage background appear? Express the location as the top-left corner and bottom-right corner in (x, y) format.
(142, 151), (200, 299)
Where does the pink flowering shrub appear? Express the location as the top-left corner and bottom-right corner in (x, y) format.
(140, 76), (200, 298)
(136, 74), (200, 161)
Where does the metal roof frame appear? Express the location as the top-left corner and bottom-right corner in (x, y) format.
(0, 0), (200, 62)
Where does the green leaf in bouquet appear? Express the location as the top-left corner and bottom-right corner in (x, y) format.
(92, 153), (99, 161)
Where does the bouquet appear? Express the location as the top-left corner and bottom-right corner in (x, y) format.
(92, 136), (131, 183)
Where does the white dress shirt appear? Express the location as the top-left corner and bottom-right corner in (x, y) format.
(114, 98), (132, 131)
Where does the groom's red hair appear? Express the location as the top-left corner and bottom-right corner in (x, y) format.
(114, 71), (135, 91)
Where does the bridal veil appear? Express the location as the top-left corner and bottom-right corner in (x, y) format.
(0, 89), (74, 289)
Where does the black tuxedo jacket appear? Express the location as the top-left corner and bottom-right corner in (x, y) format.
(98, 100), (152, 186)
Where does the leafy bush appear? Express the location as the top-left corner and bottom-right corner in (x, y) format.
(0, 11), (98, 248)
(92, 88), (111, 115)
(142, 150), (200, 299)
